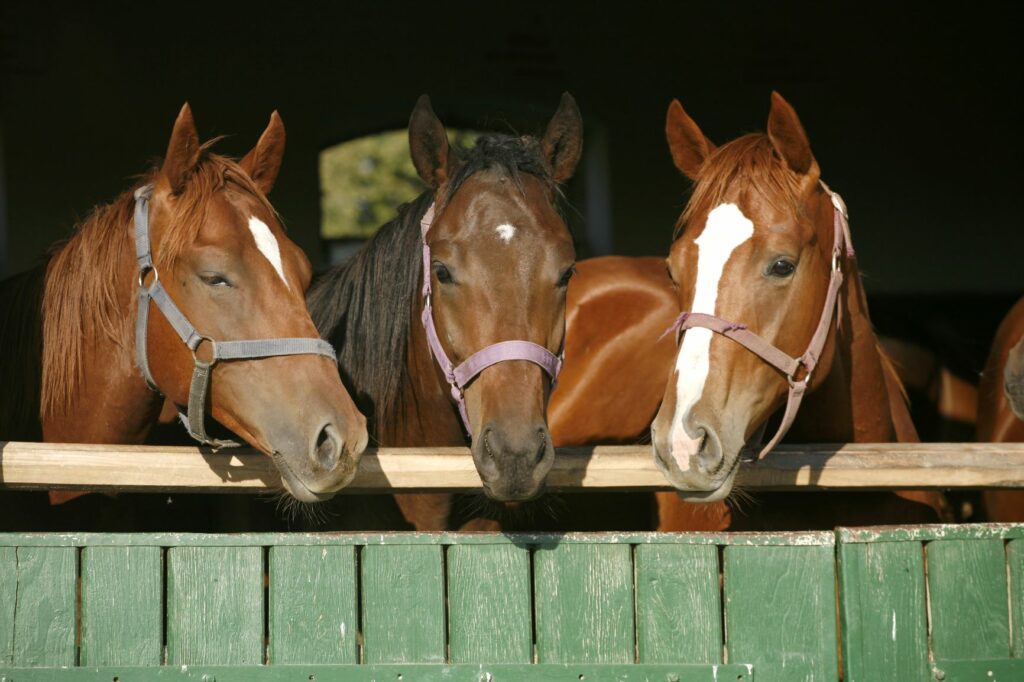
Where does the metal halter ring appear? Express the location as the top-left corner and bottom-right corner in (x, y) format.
(787, 360), (812, 389)
(138, 264), (158, 288)
(190, 335), (218, 367)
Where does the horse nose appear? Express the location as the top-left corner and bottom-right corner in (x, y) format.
(311, 422), (342, 471)
(474, 422), (553, 501)
(659, 421), (723, 476)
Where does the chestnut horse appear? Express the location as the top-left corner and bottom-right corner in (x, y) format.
(976, 297), (1024, 520)
(308, 95), (581, 530)
(552, 93), (946, 529)
(0, 105), (367, 502)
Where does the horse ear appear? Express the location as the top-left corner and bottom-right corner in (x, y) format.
(541, 92), (584, 183)
(665, 99), (716, 180)
(162, 103), (201, 194)
(767, 91), (817, 176)
(409, 95), (450, 189)
(240, 111), (286, 195)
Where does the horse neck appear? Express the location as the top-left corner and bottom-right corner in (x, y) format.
(788, 256), (913, 443)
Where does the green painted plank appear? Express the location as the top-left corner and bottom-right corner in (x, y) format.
(268, 544), (357, 664)
(837, 540), (928, 682)
(839, 523), (1024, 544)
(534, 542), (635, 663)
(0, 529), (834, 548)
(447, 543), (532, 663)
(933, 658), (1024, 681)
(927, 538), (1010, 659)
(80, 545), (162, 666)
(1009, 539), (1024, 658)
(0, 663), (757, 681)
(166, 545), (263, 665)
(724, 544), (838, 682)
(11, 546), (76, 666)
(360, 544), (445, 664)
(635, 543), (721, 663)
(0, 546), (16, 665)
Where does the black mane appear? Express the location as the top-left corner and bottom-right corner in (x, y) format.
(307, 132), (558, 439)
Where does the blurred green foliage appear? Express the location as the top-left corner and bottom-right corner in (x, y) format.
(320, 129), (479, 239)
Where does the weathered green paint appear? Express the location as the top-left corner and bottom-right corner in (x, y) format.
(932, 658), (1024, 680)
(0, 546), (17, 665)
(724, 544), (838, 682)
(447, 543), (532, 663)
(634, 543), (721, 664)
(838, 540), (928, 682)
(268, 545), (357, 664)
(0, 663), (756, 681)
(1008, 539), (1024, 658)
(360, 544), (445, 664)
(10, 546), (76, 667)
(166, 545), (263, 665)
(80, 546), (162, 666)
(534, 542), (634, 664)
(838, 524), (1024, 544)
(927, 538), (1010, 660)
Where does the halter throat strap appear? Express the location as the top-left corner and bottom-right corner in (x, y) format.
(666, 180), (853, 461)
(133, 185), (337, 448)
(419, 202), (563, 437)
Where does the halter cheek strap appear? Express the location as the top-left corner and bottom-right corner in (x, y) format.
(133, 185), (338, 448)
(665, 180), (853, 461)
(419, 203), (563, 437)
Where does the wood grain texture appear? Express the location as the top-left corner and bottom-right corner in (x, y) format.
(1009, 538), (1024, 658)
(10, 546), (76, 666)
(837, 540), (928, 682)
(724, 544), (838, 682)
(447, 543), (532, 663)
(534, 542), (635, 664)
(926, 538), (1010, 659)
(360, 544), (445, 664)
(0, 546), (16, 665)
(80, 545), (162, 666)
(635, 543), (721, 664)
(268, 545), (357, 664)
(5, 440), (1024, 492)
(166, 545), (263, 665)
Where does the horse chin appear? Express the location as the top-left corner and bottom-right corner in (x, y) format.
(671, 474), (736, 504)
(652, 442), (739, 503)
(271, 451), (345, 504)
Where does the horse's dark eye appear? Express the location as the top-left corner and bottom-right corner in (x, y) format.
(767, 259), (796, 278)
(432, 262), (454, 284)
(557, 264), (576, 288)
(200, 273), (232, 288)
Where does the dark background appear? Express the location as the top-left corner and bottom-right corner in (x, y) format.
(1, 1), (1020, 372)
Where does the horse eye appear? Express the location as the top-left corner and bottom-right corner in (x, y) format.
(556, 264), (576, 288)
(767, 259), (796, 278)
(432, 262), (454, 285)
(200, 273), (232, 288)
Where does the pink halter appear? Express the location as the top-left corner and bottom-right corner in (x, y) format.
(420, 203), (563, 437)
(666, 181), (854, 461)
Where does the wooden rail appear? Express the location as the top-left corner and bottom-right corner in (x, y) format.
(2, 441), (1024, 492)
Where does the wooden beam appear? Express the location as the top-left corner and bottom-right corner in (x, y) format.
(2, 441), (1024, 493)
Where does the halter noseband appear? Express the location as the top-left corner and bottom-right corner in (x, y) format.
(665, 180), (854, 461)
(419, 202), (563, 437)
(133, 185), (338, 448)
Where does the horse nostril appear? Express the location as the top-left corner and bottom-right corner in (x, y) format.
(314, 423), (340, 470)
(535, 429), (548, 465)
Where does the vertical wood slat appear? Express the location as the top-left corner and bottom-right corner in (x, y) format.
(268, 545), (358, 664)
(635, 543), (721, 664)
(533, 542), (634, 664)
(838, 540), (929, 682)
(360, 544), (445, 664)
(10, 546), (77, 667)
(1009, 539), (1024, 658)
(80, 545), (162, 666)
(926, 538), (1010, 660)
(0, 546), (16, 665)
(166, 545), (263, 665)
(447, 543), (532, 663)
(724, 544), (838, 682)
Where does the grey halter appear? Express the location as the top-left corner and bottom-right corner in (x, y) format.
(133, 184), (337, 448)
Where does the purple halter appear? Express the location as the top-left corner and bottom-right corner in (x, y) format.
(420, 203), (563, 437)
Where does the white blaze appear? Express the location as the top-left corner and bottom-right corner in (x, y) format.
(248, 216), (289, 289)
(668, 203), (754, 470)
(495, 223), (516, 243)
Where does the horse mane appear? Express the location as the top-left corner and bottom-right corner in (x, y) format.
(308, 132), (558, 439)
(40, 144), (274, 418)
(675, 133), (804, 238)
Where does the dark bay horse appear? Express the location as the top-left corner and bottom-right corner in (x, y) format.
(976, 296), (1024, 520)
(308, 95), (581, 529)
(552, 93), (946, 530)
(0, 105), (367, 502)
